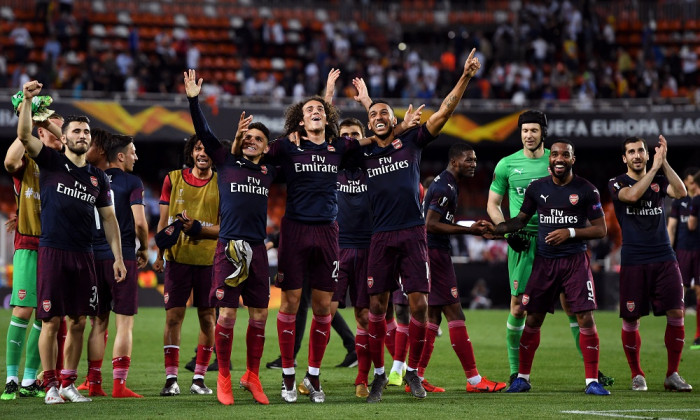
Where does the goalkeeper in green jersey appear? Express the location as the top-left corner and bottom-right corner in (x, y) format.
(486, 110), (613, 387)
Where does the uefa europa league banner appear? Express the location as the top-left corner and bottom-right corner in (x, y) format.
(1, 100), (699, 148)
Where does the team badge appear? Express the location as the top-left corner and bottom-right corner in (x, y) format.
(164, 293), (169, 304)
(450, 287), (458, 298)
(90, 176), (98, 187)
(569, 194), (579, 205)
(327, 145), (336, 152)
(165, 225), (175, 235)
(18, 290), (26, 300)
(367, 276), (374, 288)
(626, 301), (635, 312)
(522, 294), (530, 305)
(651, 183), (659, 192)
(513, 280), (518, 290)
(42, 300), (51, 312)
(260, 165), (268, 175)
(277, 272), (284, 283)
(216, 288), (224, 300)
(391, 139), (403, 149)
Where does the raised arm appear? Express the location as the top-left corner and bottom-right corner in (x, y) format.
(97, 205), (127, 282)
(16, 81), (45, 158)
(425, 48), (480, 137)
(232, 111), (254, 156)
(352, 77), (372, 111)
(184, 69), (224, 157)
(658, 136), (687, 199)
(323, 68), (340, 104)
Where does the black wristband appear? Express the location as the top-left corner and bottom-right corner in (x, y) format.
(185, 219), (202, 237)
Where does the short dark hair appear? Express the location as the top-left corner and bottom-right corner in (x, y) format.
(90, 127), (112, 153)
(622, 136), (648, 155)
(339, 118), (365, 137)
(248, 122), (270, 142)
(368, 100), (393, 114)
(106, 134), (133, 162)
(518, 110), (547, 138)
(694, 170), (700, 186)
(552, 138), (575, 154)
(682, 166), (699, 180)
(61, 115), (90, 134)
(448, 143), (474, 161)
(183, 134), (199, 168)
(49, 112), (64, 122)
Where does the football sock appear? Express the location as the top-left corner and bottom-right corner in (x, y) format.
(6, 316), (28, 380)
(194, 344), (214, 378)
(568, 314), (582, 356)
(308, 314), (332, 370)
(22, 320), (42, 383)
(164, 345), (179, 378)
(87, 359), (103, 384)
(43, 369), (58, 389)
(621, 319), (644, 377)
(665, 317), (684, 377)
(355, 328), (370, 385)
(448, 320), (478, 378)
(368, 312), (387, 370)
(393, 322), (409, 369)
(112, 356), (141, 398)
(417, 322), (439, 378)
(277, 311), (296, 371)
(60, 369), (77, 388)
(246, 319), (266, 376)
(506, 314), (525, 375)
(385, 318), (397, 360)
(579, 326), (600, 381)
(518, 325), (541, 375)
(215, 316), (235, 373)
(407, 317), (427, 370)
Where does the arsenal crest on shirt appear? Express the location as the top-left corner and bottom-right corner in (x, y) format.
(90, 176), (98, 187)
(650, 183), (659, 192)
(391, 139), (402, 149)
(260, 165), (268, 175)
(327, 145), (336, 152)
(569, 194), (579, 205)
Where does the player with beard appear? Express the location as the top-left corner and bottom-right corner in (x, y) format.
(609, 136), (691, 391)
(487, 110), (613, 387)
(666, 167), (700, 350)
(17, 81), (126, 404)
(154, 134), (220, 397)
(2, 111), (64, 400)
(416, 143), (506, 394)
(360, 49), (480, 403)
(488, 140), (610, 396)
(185, 70), (276, 405)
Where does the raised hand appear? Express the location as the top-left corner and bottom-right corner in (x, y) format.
(463, 48), (481, 78)
(183, 69), (203, 98)
(651, 134), (666, 170)
(234, 111), (254, 143)
(352, 77), (370, 107)
(324, 68), (341, 104)
(22, 80), (42, 100)
(403, 103), (425, 128)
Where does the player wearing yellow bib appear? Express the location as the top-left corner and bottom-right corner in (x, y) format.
(487, 110), (613, 386)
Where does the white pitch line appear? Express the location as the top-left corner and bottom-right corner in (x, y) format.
(562, 409), (700, 420)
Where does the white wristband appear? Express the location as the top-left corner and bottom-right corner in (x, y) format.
(568, 228), (576, 238)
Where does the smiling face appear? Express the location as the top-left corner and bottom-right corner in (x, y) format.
(241, 128), (269, 160)
(191, 140), (212, 170)
(368, 102), (397, 138)
(622, 140), (648, 175)
(62, 121), (91, 155)
(452, 150), (477, 178)
(299, 99), (327, 134)
(548, 141), (575, 180)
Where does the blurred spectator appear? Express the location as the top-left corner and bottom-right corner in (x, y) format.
(469, 278), (492, 310)
(10, 23), (32, 64)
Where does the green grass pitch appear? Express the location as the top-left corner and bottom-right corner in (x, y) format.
(1, 307), (698, 419)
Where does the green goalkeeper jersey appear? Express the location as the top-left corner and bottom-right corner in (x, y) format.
(489, 148), (550, 234)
